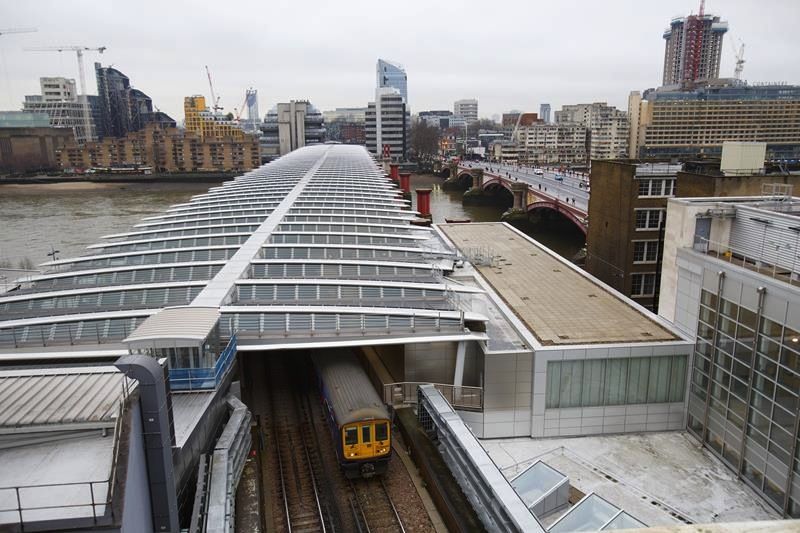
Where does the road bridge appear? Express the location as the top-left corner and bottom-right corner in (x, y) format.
(446, 161), (589, 234)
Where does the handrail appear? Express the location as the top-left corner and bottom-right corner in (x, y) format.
(692, 236), (799, 285)
(169, 333), (237, 391)
(384, 381), (483, 411)
(0, 479), (112, 527)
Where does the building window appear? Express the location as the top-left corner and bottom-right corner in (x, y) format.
(545, 355), (687, 409)
(633, 240), (659, 263)
(638, 178), (676, 197)
(634, 209), (665, 230)
(631, 273), (657, 296)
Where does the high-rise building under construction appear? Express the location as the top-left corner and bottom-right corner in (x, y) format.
(662, 7), (728, 86)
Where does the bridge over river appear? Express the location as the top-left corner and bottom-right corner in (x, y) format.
(443, 161), (590, 234)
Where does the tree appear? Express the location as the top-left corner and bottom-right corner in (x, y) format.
(468, 118), (499, 136)
(410, 121), (441, 162)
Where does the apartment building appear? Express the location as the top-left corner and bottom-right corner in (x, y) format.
(586, 146), (800, 311)
(662, 12), (728, 86)
(555, 102), (628, 161)
(261, 100), (326, 158)
(57, 123), (260, 172)
(365, 87), (407, 161)
(454, 98), (478, 123)
(184, 95), (246, 141)
(628, 81), (800, 161)
(659, 195), (800, 518)
(22, 77), (98, 144)
(513, 120), (587, 166)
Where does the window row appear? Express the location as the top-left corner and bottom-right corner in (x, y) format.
(28, 265), (222, 292)
(99, 235), (250, 253)
(250, 263), (435, 281)
(270, 234), (409, 246)
(637, 178), (676, 197)
(119, 224), (259, 242)
(546, 355), (687, 409)
(236, 284), (447, 306)
(62, 248), (238, 271)
(261, 247), (425, 261)
(219, 312), (463, 336)
(0, 316), (145, 348)
(1, 286), (202, 314)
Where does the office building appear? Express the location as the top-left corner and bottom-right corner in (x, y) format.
(95, 63), (175, 139)
(502, 112), (521, 129)
(658, 194), (800, 517)
(184, 95), (246, 141)
(322, 107), (364, 145)
(260, 100), (326, 158)
(419, 110), (460, 129)
(628, 81), (800, 161)
(586, 146), (800, 311)
(539, 103), (551, 123)
(22, 76), (98, 144)
(322, 107), (366, 124)
(513, 119), (587, 166)
(57, 123), (260, 173)
(555, 102), (628, 160)
(454, 99), (478, 123)
(366, 88), (407, 161)
(376, 59), (408, 105)
(662, 11), (728, 86)
(0, 112), (73, 173)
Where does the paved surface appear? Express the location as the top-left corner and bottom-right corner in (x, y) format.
(440, 222), (677, 345)
(482, 432), (781, 527)
(461, 161), (590, 214)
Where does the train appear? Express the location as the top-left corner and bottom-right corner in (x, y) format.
(310, 351), (392, 479)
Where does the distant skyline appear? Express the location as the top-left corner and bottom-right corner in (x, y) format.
(1, 0), (798, 123)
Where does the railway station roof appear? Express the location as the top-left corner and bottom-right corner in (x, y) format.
(439, 222), (682, 346)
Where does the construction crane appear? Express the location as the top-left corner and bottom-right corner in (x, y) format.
(205, 65), (223, 113)
(25, 45), (106, 144)
(732, 39), (746, 80)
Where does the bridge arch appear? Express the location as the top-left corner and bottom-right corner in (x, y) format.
(526, 200), (588, 236)
(440, 166), (451, 179)
(481, 177), (513, 195)
(455, 171), (473, 188)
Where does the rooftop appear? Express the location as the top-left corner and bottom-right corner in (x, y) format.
(439, 222), (679, 346)
(483, 432), (779, 527)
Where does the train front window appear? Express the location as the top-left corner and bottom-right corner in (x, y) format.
(345, 427), (358, 446)
(375, 422), (388, 442)
(361, 425), (372, 443)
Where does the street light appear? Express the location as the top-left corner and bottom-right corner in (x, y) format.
(47, 245), (60, 262)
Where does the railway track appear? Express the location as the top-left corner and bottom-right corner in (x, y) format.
(265, 358), (336, 533)
(349, 478), (406, 533)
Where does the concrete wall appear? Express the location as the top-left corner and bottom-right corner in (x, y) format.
(678, 172), (800, 198)
(404, 341), (457, 384)
(0, 127), (72, 172)
(121, 401), (154, 533)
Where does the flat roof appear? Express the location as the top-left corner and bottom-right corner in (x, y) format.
(0, 365), (130, 431)
(439, 223), (679, 346)
(483, 432), (779, 527)
(124, 306), (220, 344)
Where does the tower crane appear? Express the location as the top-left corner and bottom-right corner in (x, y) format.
(732, 39), (746, 80)
(25, 46), (106, 144)
(205, 65), (223, 113)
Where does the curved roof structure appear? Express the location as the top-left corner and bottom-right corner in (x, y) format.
(0, 144), (487, 356)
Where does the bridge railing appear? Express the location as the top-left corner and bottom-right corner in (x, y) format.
(384, 381), (483, 411)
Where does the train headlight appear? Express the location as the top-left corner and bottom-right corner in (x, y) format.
(349, 452), (356, 457)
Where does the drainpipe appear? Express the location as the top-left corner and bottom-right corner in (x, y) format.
(116, 354), (180, 532)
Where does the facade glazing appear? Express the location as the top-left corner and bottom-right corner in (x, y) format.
(376, 59), (408, 104)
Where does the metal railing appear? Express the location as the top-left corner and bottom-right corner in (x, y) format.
(692, 236), (799, 286)
(0, 480), (113, 528)
(169, 334), (238, 391)
(384, 382), (483, 411)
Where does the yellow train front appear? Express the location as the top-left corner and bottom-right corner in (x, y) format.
(311, 351), (392, 478)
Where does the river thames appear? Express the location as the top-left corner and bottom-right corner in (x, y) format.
(0, 174), (585, 268)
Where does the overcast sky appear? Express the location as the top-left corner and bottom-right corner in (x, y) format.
(1, 0), (798, 122)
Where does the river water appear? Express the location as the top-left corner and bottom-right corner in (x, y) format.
(0, 174), (585, 268)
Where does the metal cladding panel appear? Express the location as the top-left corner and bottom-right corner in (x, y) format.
(0, 366), (130, 429)
(310, 351), (389, 426)
(124, 305), (220, 344)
